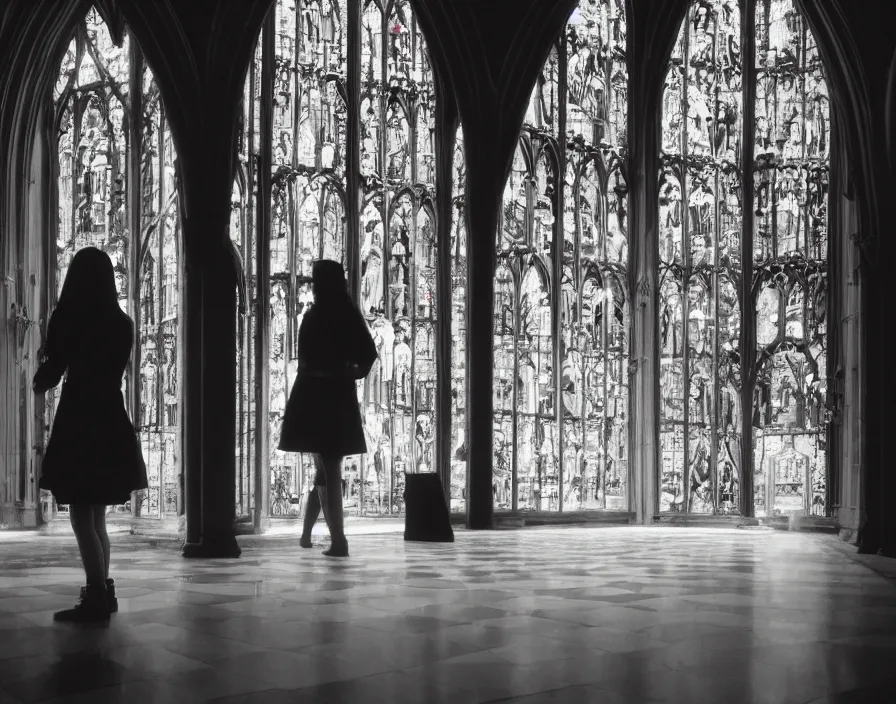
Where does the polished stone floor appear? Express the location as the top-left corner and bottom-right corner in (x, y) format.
(1, 526), (895, 703)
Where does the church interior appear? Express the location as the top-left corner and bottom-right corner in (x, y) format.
(1, 0), (895, 701)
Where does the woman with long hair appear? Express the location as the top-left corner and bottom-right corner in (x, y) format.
(33, 247), (148, 622)
(279, 260), (377, 557)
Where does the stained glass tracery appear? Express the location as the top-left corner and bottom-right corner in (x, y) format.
(358, 0), (439, 514)
(659, 0), (829, 516)
(483, 0), (629, 514)
(43, 0), (836, 526)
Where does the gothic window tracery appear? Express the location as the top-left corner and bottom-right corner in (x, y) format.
(355, 0), (438, 515)
(659, 0), (829, 516)
(482, 0), (629, 514)
(44, 1), (837, 526)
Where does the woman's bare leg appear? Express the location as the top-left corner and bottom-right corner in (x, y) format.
(54, 504), (109, 621)
(301, 456), (325, 548)
(320, 455), (347, 556)
(69, 504), (105, 586)
(92, 505), (110, 580)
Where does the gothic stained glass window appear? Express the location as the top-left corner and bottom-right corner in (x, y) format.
(659, 1), (743, 514)
(659, 0), (829, 516)
(357, 0), (438, 515)
(752, 0), (829, 516)
(232, 37), (263, 521)
(484, 0), (629, 514)
(137, 74), (181, 518)
(40, 1), (839, 526)
(49, 9), (181, 518)
(492, 262), (516, 510)
(231, 0), (438, 518)
(564, 0), (629, 511)
(517, 264), (556, 511)
(493, 142), (558, 513)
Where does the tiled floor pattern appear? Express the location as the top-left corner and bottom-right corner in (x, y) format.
(1, 527), (895, 703)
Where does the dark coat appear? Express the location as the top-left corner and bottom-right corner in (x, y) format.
(34, 310), (148, 505)
(278, 297), (378, 458)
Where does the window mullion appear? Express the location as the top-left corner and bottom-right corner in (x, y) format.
(739, 0), (758, 517)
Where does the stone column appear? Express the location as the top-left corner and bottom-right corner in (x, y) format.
(118, 0), (275, 557)
(624, 1), (689, 523)
(433, 68), (459, 503)
(127, 40), (144, 517)
(253, 9), (274, 534)
(832, 123), (862, 542)
(796, 0), (896, 556)
(345, 0), (362, 303)
(738, 0), (757, 517)
(182, 236), (241, 557)
(463, 123), (503, 529)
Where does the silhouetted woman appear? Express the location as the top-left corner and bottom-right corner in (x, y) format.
(279, 260), (377, 557)
(33, 247), (148, 622)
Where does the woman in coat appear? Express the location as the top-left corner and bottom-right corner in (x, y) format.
(279, 259), (377, 557)
(33, 247), (148, 622)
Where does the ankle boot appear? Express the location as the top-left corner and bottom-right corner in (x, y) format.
(300, 489), (322, 548)
(321, 483), (348, 557)
(322, 542), (349, 557)
(54, 584), (110, 623)
(106, 579), (118, 613)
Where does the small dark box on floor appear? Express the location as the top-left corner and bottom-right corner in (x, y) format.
(403, 473), (454, 542)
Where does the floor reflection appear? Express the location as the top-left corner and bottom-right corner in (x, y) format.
(0, 527), (894, 703)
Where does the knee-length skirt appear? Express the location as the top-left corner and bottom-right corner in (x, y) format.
(39, 382), (148, 505)
(278, 373), (367, 458)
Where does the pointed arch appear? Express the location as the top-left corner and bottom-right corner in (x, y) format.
(658, 0), (831, 517)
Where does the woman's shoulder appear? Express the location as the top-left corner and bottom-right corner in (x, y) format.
(114, 310), (134, 337)
(300, 305), (322, 327)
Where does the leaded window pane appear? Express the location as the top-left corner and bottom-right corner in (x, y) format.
(482, 0), (630, 515)
(660, 0), (829, 516)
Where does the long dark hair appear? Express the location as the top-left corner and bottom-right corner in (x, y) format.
(44, 247), (124, 352)
(307, 258), (370, 354)
(312, 259), (351, 306)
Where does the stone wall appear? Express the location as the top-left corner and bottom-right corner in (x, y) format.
(0, 103), (52, 528)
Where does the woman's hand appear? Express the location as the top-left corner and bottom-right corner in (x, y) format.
(32, 377), (51, 394)
(32, 338), (66, 393)
(32, 371), (55, 393)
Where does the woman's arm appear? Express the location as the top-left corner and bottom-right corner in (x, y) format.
(296, 305), (377, 379)
(32, 322), (67, 393)
(348, 309), (378, 380)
